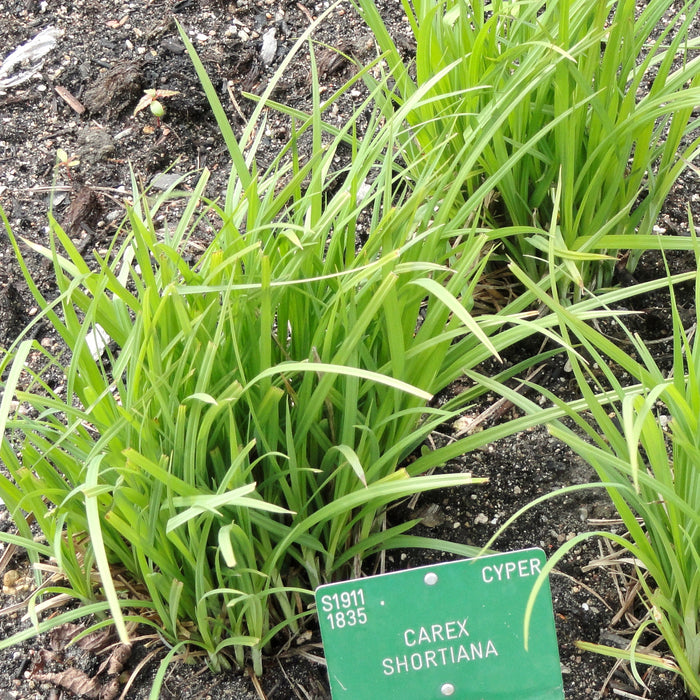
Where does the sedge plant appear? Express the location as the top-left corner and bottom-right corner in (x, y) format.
(474, 229), (700, 695)
(0, 12), (576, 679)
(355, 0), (700, 297)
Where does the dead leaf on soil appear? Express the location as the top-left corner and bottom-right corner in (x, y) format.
(49, 622), (86, 650)
(97, 643), (132, 676)
(100, 676), (122, 700)
(76, 627), (115, 652)
(33, 668), (101, 698)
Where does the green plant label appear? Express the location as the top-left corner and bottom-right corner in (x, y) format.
(316, 548), (564, 699)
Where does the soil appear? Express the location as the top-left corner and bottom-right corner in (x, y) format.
(0, 0), (699, 699)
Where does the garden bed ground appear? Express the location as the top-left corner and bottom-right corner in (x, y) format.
(1, 0), (699, 698)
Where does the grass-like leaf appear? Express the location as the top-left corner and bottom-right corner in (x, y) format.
(355, 0), (700, 296)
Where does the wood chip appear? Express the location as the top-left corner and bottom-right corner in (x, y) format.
(106, 15), (129, 28)
(54, 85), (85, 114)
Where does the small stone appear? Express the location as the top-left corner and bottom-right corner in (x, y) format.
(419, 504), (445, 528)
(78, 127), (116, 164)
(150, 172), (182, 190)
(260, 27), (277, 65)
(3, 570), (19, 588)
(296, 630), (312, 644)
(3, 569), (31, 596)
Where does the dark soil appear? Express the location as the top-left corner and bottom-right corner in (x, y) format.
(1, 1), (699, 698)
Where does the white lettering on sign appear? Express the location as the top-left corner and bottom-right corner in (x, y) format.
(320, 588), (368, 630)
(403, 619), (469, 646)
(320, 588), (365, 612)
(481, 557), (541, 584)
(321, 588), (367, 630)
(382, 640), (498, 675)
